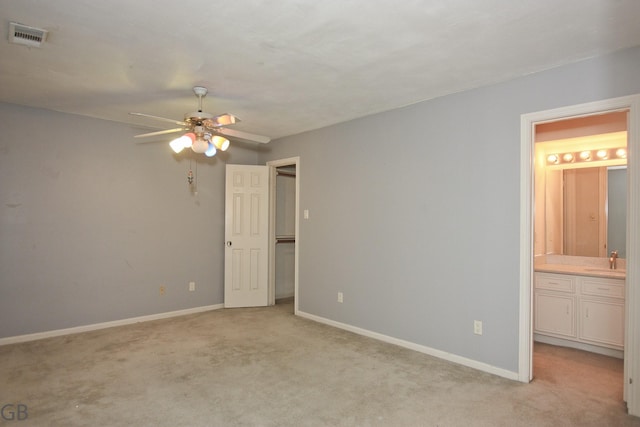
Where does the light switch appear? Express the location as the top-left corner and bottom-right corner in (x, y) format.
(304, 209), (309, 219)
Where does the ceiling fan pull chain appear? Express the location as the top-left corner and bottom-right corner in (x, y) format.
(187, 159), (194, 184)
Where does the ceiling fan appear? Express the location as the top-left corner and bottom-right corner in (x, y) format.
(130, 86), (270, 157)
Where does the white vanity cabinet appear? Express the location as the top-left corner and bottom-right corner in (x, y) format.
(579, 277), (625, 348)
(534, 273), (576, 339)
(534, 272), (625, 351)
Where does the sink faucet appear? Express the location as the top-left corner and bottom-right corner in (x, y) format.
(610, 250), (619, 270)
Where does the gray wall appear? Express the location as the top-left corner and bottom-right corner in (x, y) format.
(0, 103), (258, 337)
(259, 46), (640, 373)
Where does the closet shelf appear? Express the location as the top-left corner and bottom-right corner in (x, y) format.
(276, 169), (296, 177)
(276, 235), (296, 243)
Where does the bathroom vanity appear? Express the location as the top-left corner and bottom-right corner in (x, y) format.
(534, 255), (626, 357)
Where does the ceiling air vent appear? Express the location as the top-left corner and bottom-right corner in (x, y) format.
(8, 22), (48, 48)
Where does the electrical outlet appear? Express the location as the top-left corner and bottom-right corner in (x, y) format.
(337, 292), (343, 303)
(474, 320), (483, 335)
(160, 285), (166, 296)
(189, 281), (195, 292)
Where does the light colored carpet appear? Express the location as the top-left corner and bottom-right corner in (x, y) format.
(1, 301), (638, 426)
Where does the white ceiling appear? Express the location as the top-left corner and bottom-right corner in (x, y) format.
(2, 0), (640, 141)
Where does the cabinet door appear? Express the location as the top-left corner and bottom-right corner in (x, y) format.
(535, 292), (576, 338)
(579, 298), (624, 348)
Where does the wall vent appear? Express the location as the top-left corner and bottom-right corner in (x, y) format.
(8, 22), (48, 48)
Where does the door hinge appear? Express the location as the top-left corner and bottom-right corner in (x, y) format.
(630, 378), (633, 384)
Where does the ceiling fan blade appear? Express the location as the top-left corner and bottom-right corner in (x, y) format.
(134, 127), (186, 138)
(129, 112), (188, 126)
(216, 127), (271, 144)
(203, 113), (240, 128)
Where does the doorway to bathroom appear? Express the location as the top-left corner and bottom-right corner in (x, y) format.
(531, 111), (628, 402)
(518, 94), (640, 415)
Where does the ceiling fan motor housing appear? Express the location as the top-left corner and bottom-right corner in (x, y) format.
(185, 111), (214, 123)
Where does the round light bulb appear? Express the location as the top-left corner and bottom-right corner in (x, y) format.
(562, 153), (574, 162)
(579, 151), (591, 161)
(547, 154), (559, 164)
(616, 148), (627, 159)
(596, 149), (608, 159)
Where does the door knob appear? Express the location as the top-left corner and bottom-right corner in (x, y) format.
(226, 241), (232, 247)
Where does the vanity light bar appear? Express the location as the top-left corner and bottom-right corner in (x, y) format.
(546, 147), (627, 165)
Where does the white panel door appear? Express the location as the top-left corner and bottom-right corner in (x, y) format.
(224, 165), (269, 308)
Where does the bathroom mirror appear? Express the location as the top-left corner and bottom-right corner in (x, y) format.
(534, 113), (628, 259)
(544, 165), (627, 258)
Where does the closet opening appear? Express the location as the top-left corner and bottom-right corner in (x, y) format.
(267, 157), (300, 314)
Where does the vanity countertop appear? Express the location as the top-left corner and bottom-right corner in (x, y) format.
(535, 263), (626, 280)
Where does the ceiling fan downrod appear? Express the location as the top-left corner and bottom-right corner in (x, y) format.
(193, 86), (208, 113)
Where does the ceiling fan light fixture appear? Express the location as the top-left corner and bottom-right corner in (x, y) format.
(169, 137), (186, 153)
(131, 87), (271, 156)
(212, 135), (230, 151)
(192, 137), (209, 153)
(183, 132), (196, 148)
(205, 143), (217, 157)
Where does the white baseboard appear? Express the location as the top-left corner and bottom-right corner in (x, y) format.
(0, 304), (224, 346)
(297, 310), (519, 381)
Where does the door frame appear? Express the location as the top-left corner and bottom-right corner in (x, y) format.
(519, 94), (640, 415)
(267, 156), (300, 314)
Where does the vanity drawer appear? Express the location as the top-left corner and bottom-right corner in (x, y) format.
(581, 278), (625, 299)
(535, 273), (575, 293)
